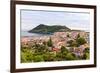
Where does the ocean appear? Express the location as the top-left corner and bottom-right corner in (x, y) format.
(21, 31), (52, 37)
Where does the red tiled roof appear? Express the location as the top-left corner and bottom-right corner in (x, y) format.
(52, 48), (60, 51)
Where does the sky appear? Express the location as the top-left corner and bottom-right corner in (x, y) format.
(21, 10), (90, 31)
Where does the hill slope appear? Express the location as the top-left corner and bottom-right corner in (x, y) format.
(28, 24), (71, 34)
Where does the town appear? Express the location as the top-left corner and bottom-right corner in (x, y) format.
(21, 31), (90, 62)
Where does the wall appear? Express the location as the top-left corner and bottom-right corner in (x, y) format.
(0, 0), (100, 73)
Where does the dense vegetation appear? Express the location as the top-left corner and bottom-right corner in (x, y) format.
(28, 24), (71, 34)
(67, 34), (87, 47)
(21, 46), (79, 63)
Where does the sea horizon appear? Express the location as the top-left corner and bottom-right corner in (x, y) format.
(21, 29), (89, 37)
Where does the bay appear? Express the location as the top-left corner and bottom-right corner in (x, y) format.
(21, 31), (52, 37)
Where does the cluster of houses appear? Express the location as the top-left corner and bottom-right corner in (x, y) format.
(21, 31), (89, 57)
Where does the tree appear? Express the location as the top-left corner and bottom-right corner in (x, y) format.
(82, 47), (90, 60)
(77, 33), (80, 39)
(84, 47), (89, 53)
(82, 52), (90, 59)
(67, 40), (78, 47)
(33, 55), (44, 62)
(21, 49), (34, 63)
(61, 46), (68, 53)
(33, 43), (48, 53)
(65, 53), (78, 60)
(43, 52), (55, 61)
(47, 37), (53, 47)
(55, 52), (63, 61)
(76, 37), (86, 45)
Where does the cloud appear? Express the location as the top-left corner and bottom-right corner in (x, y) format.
(21, 10), (90, 31)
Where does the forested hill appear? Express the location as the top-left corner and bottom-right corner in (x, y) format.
(28, 24), (71, 34)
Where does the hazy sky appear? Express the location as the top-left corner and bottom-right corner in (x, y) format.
(21, 10), (90, 31)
